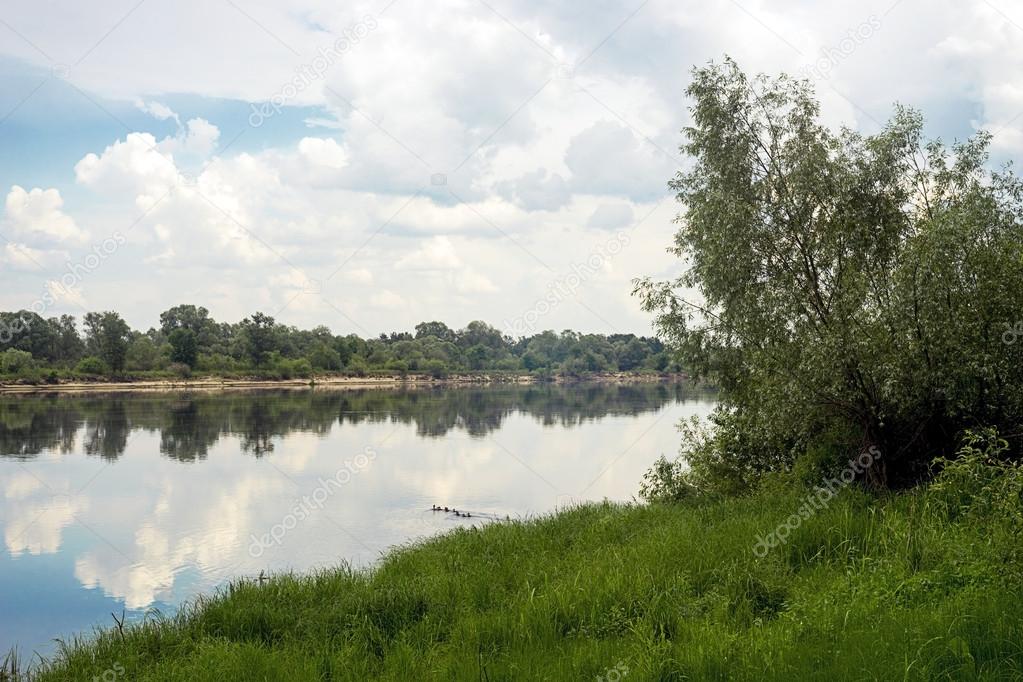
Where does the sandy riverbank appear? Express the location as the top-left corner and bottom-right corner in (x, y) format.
(0, 372), (688, 394)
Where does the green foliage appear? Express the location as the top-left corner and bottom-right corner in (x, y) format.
(0, 308), (668, 378)
(168, 328), (199, 367)
(637, 58), (1023, 488)
(422, 359), (448, 379)
(126, 335), (161, 371)
(75, 356), (109, 375)
(269, 354), (313, 380)
(168, 362), (192, 379)
(0, 348), (34, 374)
(197, 353), (240, 373)
(241, 312), (277, 367)
(306, 341), (342, 371)
(345, 357), (370, 378)
(928, 428), (1023, 524)
(638, 455), (705, 503)
(84, 311), (131, 372)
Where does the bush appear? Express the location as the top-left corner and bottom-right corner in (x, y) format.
(273, 356), (312, 379)
(422, 359), (448, 379)
(168, 362), (192, 379)
(386, 359), (410, 377)
(347, 357), (368, 378)
(928, 428), (1023, 523)
(75, 356), (109, 375)
(638, 455), (707, 504)
(197, 353), (240, 373)
(0, 348), (33, 374)
(307, 342), (342, 371)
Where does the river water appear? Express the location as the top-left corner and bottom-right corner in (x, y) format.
(0, 381), (716, 657)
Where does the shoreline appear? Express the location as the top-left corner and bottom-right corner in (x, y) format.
(0, 371), (690, 395)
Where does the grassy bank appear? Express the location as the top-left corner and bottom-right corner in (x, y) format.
(19, 461), (1023, 681)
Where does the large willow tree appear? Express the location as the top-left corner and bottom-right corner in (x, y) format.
(637, 58), (1023, 489)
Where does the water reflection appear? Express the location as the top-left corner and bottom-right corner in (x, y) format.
(1, 383), (698, 462)
(0, 382), (715, 656)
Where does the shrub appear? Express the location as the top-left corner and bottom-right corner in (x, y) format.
(422, 359), (448, 379)
(197, 353), (240, 373)
(928, 428), (1023, 523)
(347, 357), (368, 377)
(386, 359), (410, 377)
(638, 455), (706, 504)
(0, 349), (33, 374)
(168, 362), (192, 379)
(273, 356), (312, 379)
(75, 356), (109, 375)
(307, 342), (342, 371)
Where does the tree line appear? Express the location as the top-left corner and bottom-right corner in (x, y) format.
(0, 305), (676, 381)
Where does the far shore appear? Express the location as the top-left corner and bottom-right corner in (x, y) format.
(0, 371), (692, 395)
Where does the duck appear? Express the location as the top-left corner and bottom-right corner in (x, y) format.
(443, 506), (449, 512)
(465, 512), (472, 518)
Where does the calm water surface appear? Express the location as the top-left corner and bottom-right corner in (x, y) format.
(0, 382), (715, 657)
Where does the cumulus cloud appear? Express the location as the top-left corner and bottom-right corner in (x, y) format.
(0, 0), (1018, 335)
(298, 137), (348, 169)
(75, 132), (181, 198)
(0, 242), (69, 271)
(163, 118), (221, 158)
(4, 186), (87, 244)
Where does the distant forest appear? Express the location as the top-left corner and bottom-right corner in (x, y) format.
(0, 306), (676, 381)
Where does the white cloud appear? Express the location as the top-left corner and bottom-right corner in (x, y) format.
(395, 236), (462, 270)
(1, 243), (51, 270)
(0, 0), (1017, 334)
(75, 132), (181, 198)
(298, 137), (348, 169)
(370, 290), (406, 308)
(134, 99), (182, 127)
(4, 186), (87, 244)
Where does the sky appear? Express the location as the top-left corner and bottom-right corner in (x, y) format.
(0, 0), (1021, 337)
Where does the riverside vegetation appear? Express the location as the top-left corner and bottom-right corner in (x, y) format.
(6, 59), (1023, 680)
(0, 313), (674, 384)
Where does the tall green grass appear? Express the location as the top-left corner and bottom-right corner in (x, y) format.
(16, 464), (1023, 681)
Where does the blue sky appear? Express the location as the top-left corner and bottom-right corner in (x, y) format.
(0, 0), (1020, 335)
